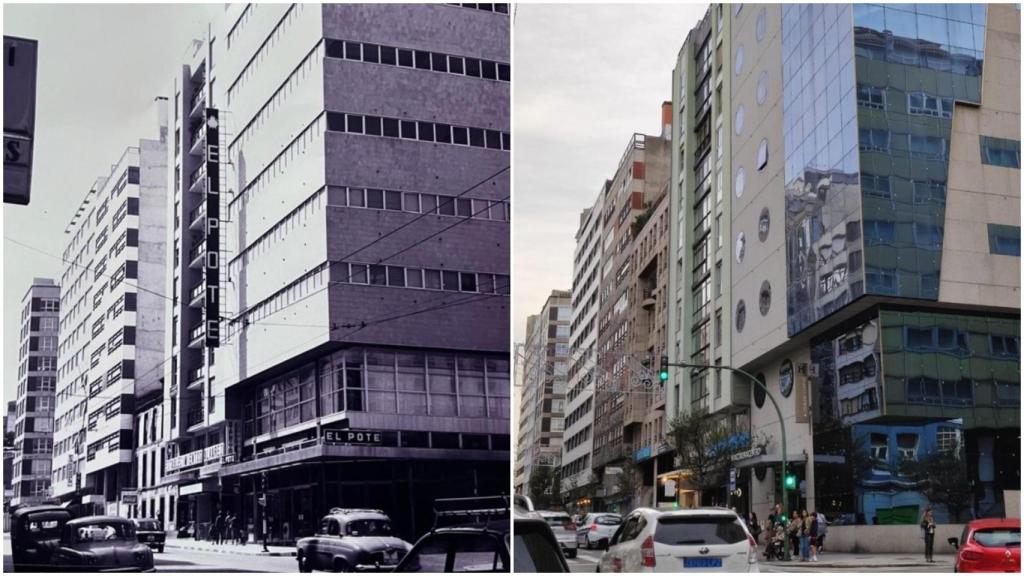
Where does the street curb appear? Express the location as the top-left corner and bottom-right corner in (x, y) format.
(164, 542), (297, 558)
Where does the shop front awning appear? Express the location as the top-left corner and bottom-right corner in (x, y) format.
(179, 478), (220, 496)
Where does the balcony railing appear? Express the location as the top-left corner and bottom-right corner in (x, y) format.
(189, 281), (206, 303)
(188, 240), (206, 263)
(189, 83), (206, 112)
(189, 163), (207, 191)
(189, 203), (206, 230)
(189, 323), (206, 343)
(186, 407), (204, 428)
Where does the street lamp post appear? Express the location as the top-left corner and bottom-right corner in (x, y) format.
(662, 358), (791, 561)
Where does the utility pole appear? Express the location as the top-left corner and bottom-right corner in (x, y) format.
(660, 356), (792, 560)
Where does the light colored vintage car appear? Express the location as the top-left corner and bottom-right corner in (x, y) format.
(296, 508), (411, 572)
(51, 516), (155, 572)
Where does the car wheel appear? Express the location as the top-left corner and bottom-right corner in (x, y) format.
(585, 534), (593, 550)
(158, 546), (165, 554)
(567, 549), (577, 559)
(333, 558), (352, 573)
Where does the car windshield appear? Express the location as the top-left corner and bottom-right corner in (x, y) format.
(513, 529), (565, 573)
(135, 521), (160, 531)
(72, 522), (134, 543)
(973, 527), (1021, 547)
(345, 519), (392, 537)
(544, 516), (572, 528)
(404, 533), (506, 572)
(654, 515), (748, 545)
(596, 515), (621, 526)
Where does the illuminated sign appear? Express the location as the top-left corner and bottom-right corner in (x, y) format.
(323, 429), (382, 445)
(204, 108), (220, 347)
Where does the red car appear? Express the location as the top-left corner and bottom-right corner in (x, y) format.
(949, 517), (1020, 573)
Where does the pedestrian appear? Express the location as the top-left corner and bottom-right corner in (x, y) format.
(816, 511), (828, 553)
(788, 511), (802, 558)
(231, 513), (240, 545)
(212, 510), (224, 545)
(799, 509), (811, 561)
(808, 510), (819, 562)
(920, 506), (937, 562)
(747, 512), (761, 545)
(224, 512), (235, 545)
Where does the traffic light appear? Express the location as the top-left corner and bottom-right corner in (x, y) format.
(659, 356), (670, 382)
(779, 513), (788, 523)
(784, 473), (797, 490)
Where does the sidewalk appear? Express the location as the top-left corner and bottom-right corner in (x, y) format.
(762, 552), (955, 569)
(163, 536), (296, 557)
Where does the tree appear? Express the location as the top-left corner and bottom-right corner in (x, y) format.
(615, 460), (640, 511)
(528, 466), (561, 510)
(667, 408), (746, 506)
(899, 444), (972, 523)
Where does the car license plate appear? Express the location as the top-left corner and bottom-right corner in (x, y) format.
(145, 535), (153, 541)
(684, 557), (723, 569)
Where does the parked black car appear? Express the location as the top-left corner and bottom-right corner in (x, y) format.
(131, 518), (166, 553)
(51, 516), (155, 572)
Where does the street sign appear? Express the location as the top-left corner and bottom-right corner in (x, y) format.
(4, 36), (38, 205)
(728, 468), (737, 493)
(121, 490), (138, 505)
(322, 428), (382, 446)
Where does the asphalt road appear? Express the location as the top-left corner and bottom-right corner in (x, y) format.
(3, 534), (298, 573)
(567, 547), (602, 572)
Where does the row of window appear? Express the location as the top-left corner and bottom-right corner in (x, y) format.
(325, 112), (510, 151)
(336, 262), (510, 295)
(987, 224), (1021, 257)
(231, 188), (325, 274)
(980, 136), (1021, 169)
(325, 39), (509, 82)
(447, 3), (509, 14)
(328, 186), (509, 221)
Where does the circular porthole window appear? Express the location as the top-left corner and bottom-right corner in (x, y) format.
(779, 359), (794, 398)
(757, 138), (769, 170)
(758, 207), (770, 242)
(736, 300), (747, 333)
(759, 280), (772, 316)
(735, 167), (746, 198)
(756, 8), (767, 42)
(735, 105), (745, 135)
(756, 71), (768, 105)
(754, 371), (767, 408)
(736, 232), (746, 263)
(735, 44), (745, 76)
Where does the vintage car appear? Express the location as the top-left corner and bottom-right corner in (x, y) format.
(131, 518), (166, 553)
(296, 508), (412, 572)
(10, 505), (74, 572)
(50, 516), (155, 572)
(395, 496), (517, 573)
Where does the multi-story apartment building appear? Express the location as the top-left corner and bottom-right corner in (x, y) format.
(51, 112), (169, 516)
(591, 123), (671, 513)
(155, 4), (510, 543)
(668, 3), (1020, 523)
(624, 187), (673, 507)
(515, 291), (572, 499)
(4, 401), (15, 509)
(11, 278), (60, 507)
(560, 189), (605, 502)
(130, 390), (175, 530)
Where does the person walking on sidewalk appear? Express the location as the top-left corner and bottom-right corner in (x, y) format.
(789, 511), (802, 559)
(920, 506), (937, 562)
(212, 510), (225, 545)
(799, 510), (812, 561)
(224, 512), (235, 545)
(808, 511), (819, 562)
(816, 511), (828, 553)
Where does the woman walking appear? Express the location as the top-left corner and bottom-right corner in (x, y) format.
(921, 507), (937, 562)
(808, 511), (819, 562)
(789, 511), (802, 559)
(799, 510), (811, 561)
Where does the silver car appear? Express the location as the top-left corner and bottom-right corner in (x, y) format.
(576, 513), (622, 550)
(538, 512), (578, 559)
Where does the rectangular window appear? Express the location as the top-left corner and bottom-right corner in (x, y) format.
(980, 136), (1021, 168)
(988, 224), (1021, 256)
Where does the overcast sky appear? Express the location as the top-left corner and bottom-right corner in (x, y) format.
(513, 3), (707, 343)
(3, 4), (222, 403)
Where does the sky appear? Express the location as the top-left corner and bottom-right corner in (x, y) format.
(3, 4), (223, 403)
(513, 3), (708, 344)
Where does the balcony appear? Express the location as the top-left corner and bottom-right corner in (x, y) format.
(641, 288), (657, 309)
(188, 163), (206, 194)
(188, 280), (206, 308)
(187, 322), (206, 349)
(189, 203), (206, 232)
(189, 84), (206, 119)
(188, 240), (206, 269)
(187, 366), (205, 390)
(188, 120), (206, 157)
(186, 407), (204, 430)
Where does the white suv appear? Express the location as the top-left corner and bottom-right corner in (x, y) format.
(597, 507), (759, 573)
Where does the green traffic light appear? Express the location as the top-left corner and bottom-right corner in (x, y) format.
(780, 513), (788, 523)
(784, 474), (797, 489)
(659, 370), (669, 381)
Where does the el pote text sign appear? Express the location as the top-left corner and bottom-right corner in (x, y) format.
(323, 429), (383, 446)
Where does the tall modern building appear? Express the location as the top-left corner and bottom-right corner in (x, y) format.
(4, 401), (15, 508)
(157, 3), (510, 542)
(52, 110), (169, 516)
(11, 278), (60, 507)
(515, 290), (571, 499)
(668, 3), (1020, 522)
(590, 124), (671, 513)
(560, 189), (605, 501)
